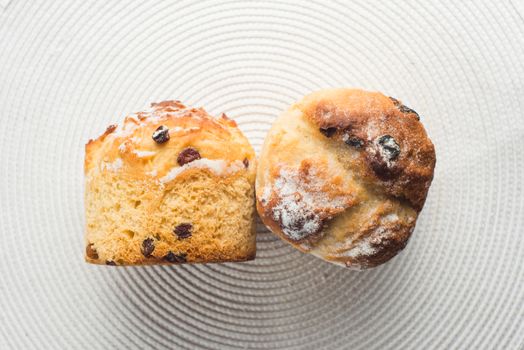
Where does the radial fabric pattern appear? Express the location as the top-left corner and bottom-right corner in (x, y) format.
(0, 1), (523, 349)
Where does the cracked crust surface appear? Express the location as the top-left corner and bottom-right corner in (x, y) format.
(256, 88), (436, 269)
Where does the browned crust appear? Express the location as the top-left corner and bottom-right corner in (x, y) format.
(85, 253), (256, 266)
(150, 100), (185, 109)
(299, 89), (436, 211)
(256, 199), (317, 252)
(256, 159), (357, 248)
(256, 88), (435, 269)
(257, 197), (303, 246)
(259, 188), (415, 268)
(220, 112), (238, 127)
(347, 224), (411, 269)
(325, 202), (415, 269)
(84, 100), (254, 175)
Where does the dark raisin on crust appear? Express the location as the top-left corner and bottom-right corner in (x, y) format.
(319, 127), (337, 137)
(174, 223), (193, 239)
(243, 158), (249, 168)
(289, 213), (321, 235)
(389, 96), (420, 120)
(389, 96), (400, 105)
(377, 135), (400, 161)
(272, 201), (324, 242)
(177, 147), (201, 166)
(370, 157), (400, 181)
(369, 135), (402, 180)
(105, 124), (117, 134)
(344, 135), (364, 148)
(141, 238), (155, 258)
(399, 104), (419, 119)
(152, 125), (170, 144)
(106, 260), (116, 266)
(86, 243), (99, 260)
(164, 251), (187, 263)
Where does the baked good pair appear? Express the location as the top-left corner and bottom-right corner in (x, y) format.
(85, 89), (435, 269)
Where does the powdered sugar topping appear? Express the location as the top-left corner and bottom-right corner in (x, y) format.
(111, 118), (144, 139)
(108, 102), (202, 140)
(382, 213), (399, 223)
(101, 158), (123, 172)
(268, 167), (348, 241)
(342, 237), (377, 258)
(133, 150), (156, 158)
(160, 159), (244, 183)
(146, 169), (158, 177)
(260, 185), (272, 205)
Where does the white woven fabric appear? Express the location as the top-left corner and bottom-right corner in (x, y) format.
(0, 1), (523, 349)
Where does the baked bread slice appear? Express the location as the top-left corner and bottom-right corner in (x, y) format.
(85, 101), (256, 265)
(256, 89), (436, 269)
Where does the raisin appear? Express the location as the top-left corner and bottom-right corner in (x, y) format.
(377, 135), (400, 161)
(344, 135), (364, 148)
(152, 125), (170, 144)
(288, 215), (306, 232)
(86, 243), (99, 260)
(164, 251), (187, 263)
(319, 127), (337, 137)
(399, 104), (420, 119)
(105, 124), (117, 134)
(141, 238), (155, 258)
(370, 159), (392, 180)
(174, 223), (193, 239)
(106, 260), (116, 266)
(389, 96), (400, 105)
(370, 157), (402, 180)
(177, 147), (201, 166)
(389, 96), (420, 120)
(243, 158), (249, 168)
(288, 213), (323, 240)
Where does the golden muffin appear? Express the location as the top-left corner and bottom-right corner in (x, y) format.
(85, 101), (256, 265)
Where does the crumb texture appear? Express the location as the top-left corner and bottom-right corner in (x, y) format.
(85, 101), (256, 265)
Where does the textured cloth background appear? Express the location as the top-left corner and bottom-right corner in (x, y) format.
(0, 1), (523, 349)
